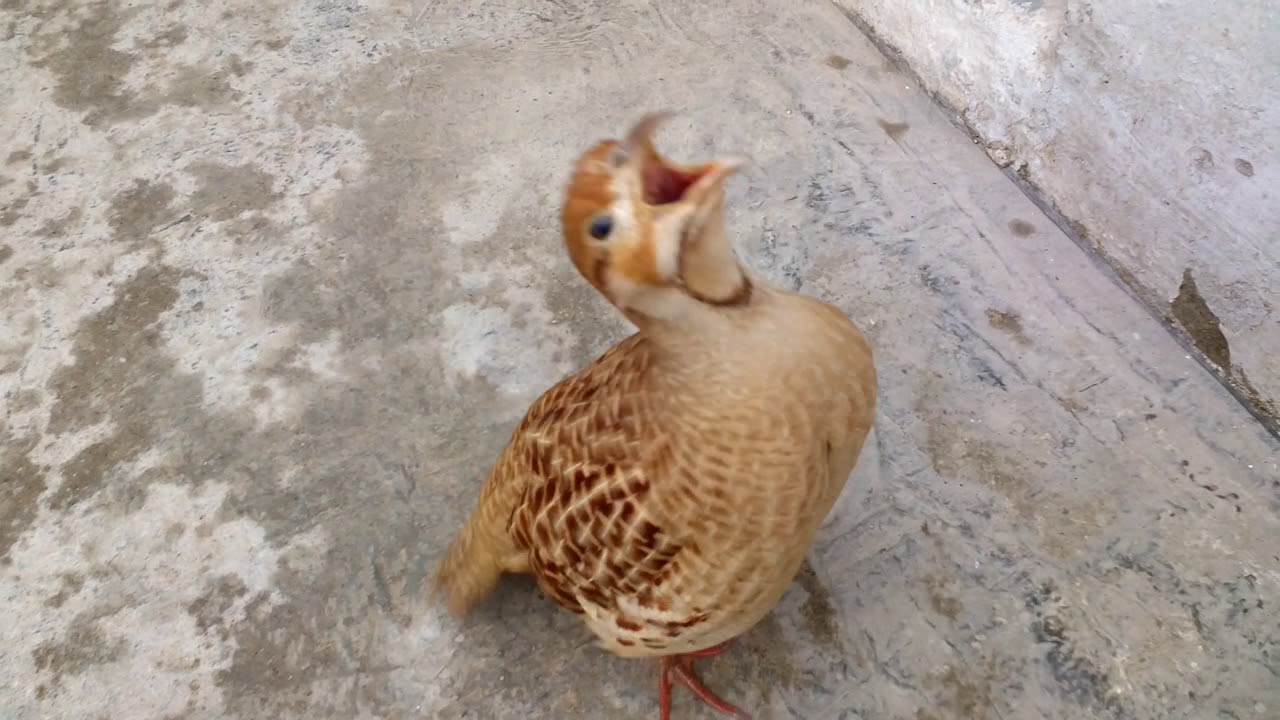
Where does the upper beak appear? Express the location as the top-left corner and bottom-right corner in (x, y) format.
(620, 111), (674, 161)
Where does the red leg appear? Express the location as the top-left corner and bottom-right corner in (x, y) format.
(659, 655), (675, 720)
(657, 643), (751, 720)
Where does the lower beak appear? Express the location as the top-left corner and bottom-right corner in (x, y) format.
(679, 156), (748, 209)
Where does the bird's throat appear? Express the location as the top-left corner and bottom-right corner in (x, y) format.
(682, 262), (752, 307)
(677, 195), (751, 307)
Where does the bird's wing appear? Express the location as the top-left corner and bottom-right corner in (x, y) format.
(504, 335), (711, 652)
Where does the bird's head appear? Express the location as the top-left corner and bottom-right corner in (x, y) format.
(561, 112), (749, 323)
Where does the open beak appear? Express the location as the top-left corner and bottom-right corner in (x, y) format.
(620, 111), (748, 213)
(614, 112), (747, 290)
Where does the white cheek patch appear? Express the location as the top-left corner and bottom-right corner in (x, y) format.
(609, 191), (638, 240)
(605, 272), (686, 320)
(605, 271), (640, 299)
(650, 213), (682, 280)
(611, 172), (684, 282)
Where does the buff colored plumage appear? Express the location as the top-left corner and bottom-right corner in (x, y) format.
(431, 113), (877, 719)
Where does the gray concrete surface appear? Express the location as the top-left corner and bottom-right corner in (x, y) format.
(834, 0), (1280, 434)
(1, 1), (1277, 719)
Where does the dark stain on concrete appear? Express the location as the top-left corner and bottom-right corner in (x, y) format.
(0, 244), (12, 264)
(46, 573), (86, 609)
(9, 390), (40, 414)
(1232, 158), (1254, 177)
(795, 560), (840, 646)
(52, 440), (126, 511)
(985, 308), (1023, 335)
(877, 118), (910, 141)
(227, 55), (253, 77)
(1233, 368), (1278, 427)
(10, 261), (61, 294)
(31, 2), (143, 127)
(1, 195), (29, 226)
(1, 345), (28, 375)
(255, 109), (461, 347)
(165, 63), (241, 109)
(31, 3), (242, 126)
(5, 149), (31, 165)
(922, 416), (1098, 560)
(985, 308), (1031, 345)
(44, 263), (206, 513)
(211, 570), (350, 712)
(1189, 147), (1214, 173)
(32, 616), (128, 686)
(1024, 582), (1126, 715)
(142, 25), (189, 49)
(825, 54), (851, 70)
(46, 262), (186, 433)
(924, 574), (963, 622)
(40, 155), (69, 176)
(189, 163), (282, 221)
(1008, 218), (1036, 237)
(0, 436), (42, 565)
(1170, 268), (1230, 372)
(188, 574), (250, 639)
(109, 180), (176, 243)
(164, 521), (185, 543)
(38, 207), (84, 239)
(919, 665), (994, 720)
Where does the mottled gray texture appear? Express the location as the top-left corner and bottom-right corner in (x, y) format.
(0, 1), (1277, 719)
(834, 0), (1280, 433)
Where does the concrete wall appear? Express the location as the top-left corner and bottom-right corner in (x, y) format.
(836, 0), (1279, 431)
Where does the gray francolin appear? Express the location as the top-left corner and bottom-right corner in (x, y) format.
(430, 112), (877, 719)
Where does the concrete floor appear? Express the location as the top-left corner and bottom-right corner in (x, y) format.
(1, 1), (1276, 719)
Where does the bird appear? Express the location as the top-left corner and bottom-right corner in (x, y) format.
(430, 111), (877, 719)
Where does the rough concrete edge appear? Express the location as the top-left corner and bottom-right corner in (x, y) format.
(827, 0), (1280, 440)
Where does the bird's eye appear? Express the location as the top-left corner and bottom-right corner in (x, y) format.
(588, 215), (613, 240)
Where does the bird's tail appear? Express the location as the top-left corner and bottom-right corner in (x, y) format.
(429, 513), (509, 617)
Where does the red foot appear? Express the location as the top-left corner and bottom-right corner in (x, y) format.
(657, 641), (751, 720)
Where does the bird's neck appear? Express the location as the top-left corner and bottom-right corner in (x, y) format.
(619, 194), (759, 342)
(631, 279), (772, 375)
(676, 191), (751, 306)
